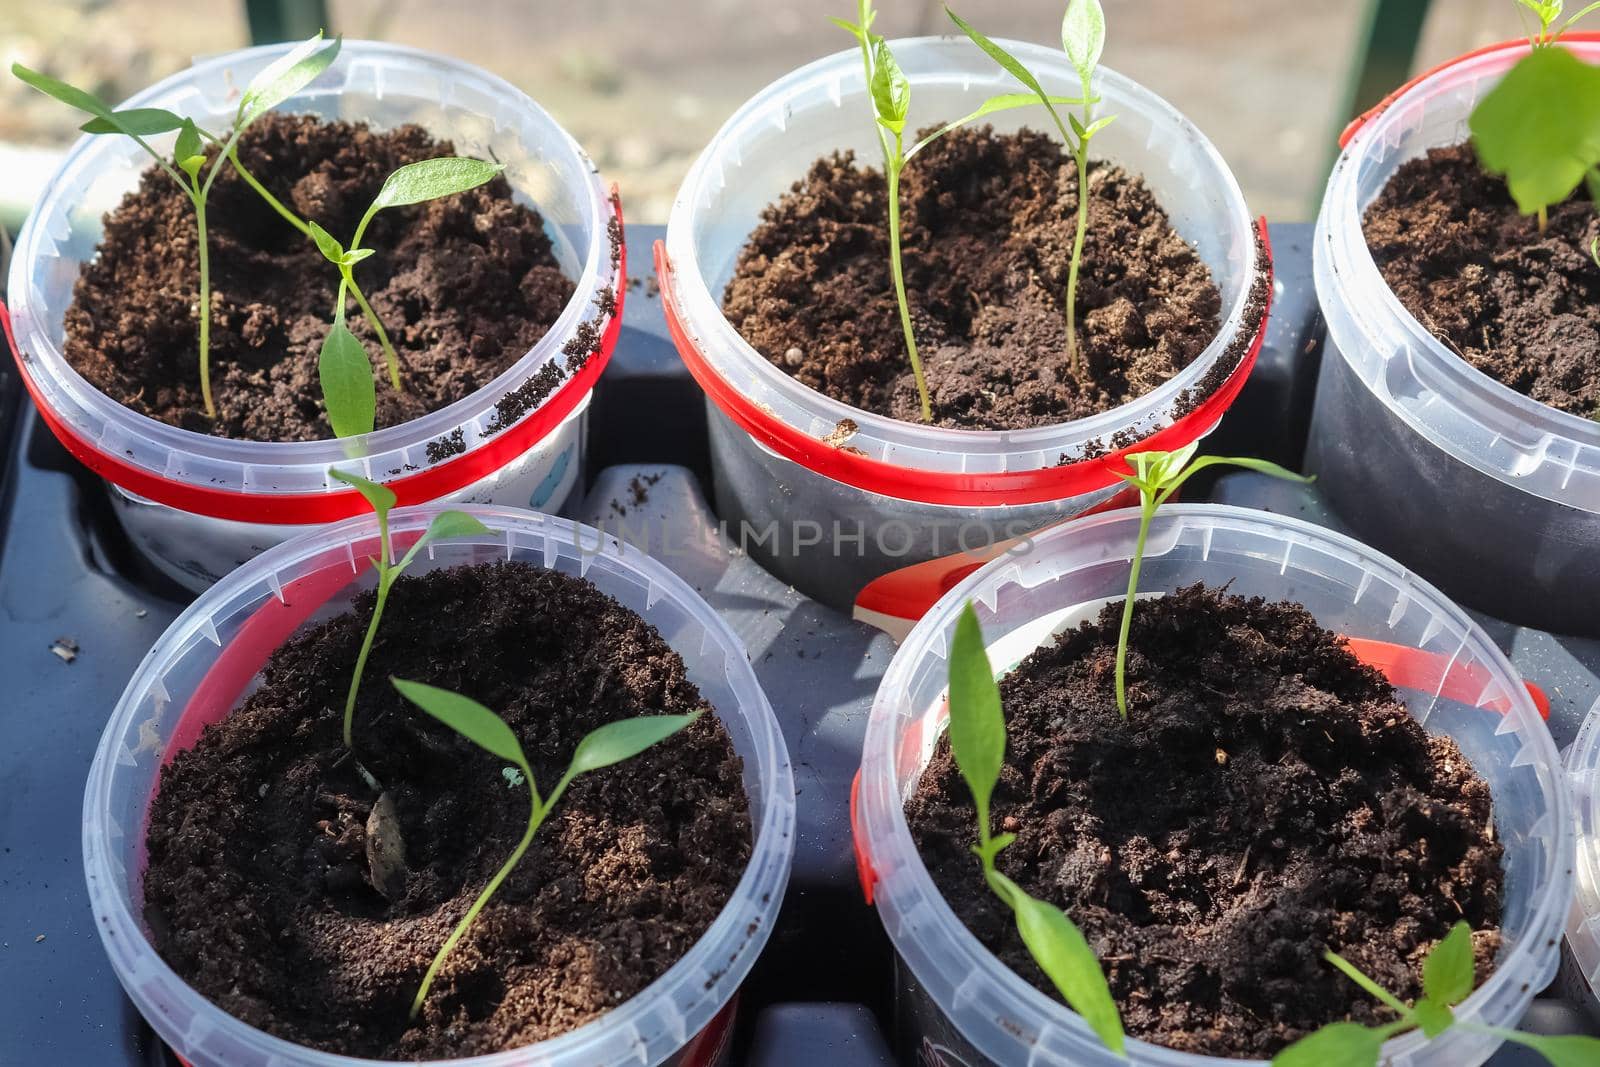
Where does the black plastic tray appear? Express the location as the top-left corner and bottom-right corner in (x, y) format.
(0, 224), (1593, 1064)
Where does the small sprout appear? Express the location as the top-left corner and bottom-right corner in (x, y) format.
(1273, 921), (1600, 1066)
(327, 469), (492, 756)
(947, 0), (1114, 377)
(834, 2), (1085, 422)
(1113, 445), (1309, 717)
(1470, 2), (1600, 228)
(12, 34), (341, 419)
(945, 602), (1125, 1055)
(391, 677), (698, 1018)
(315, 157), (504, 437)
(502, 767), (524, 789)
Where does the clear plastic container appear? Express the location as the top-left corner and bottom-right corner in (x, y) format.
(854, 503), (1573, 1066)
(82, 505), (794, 1067)
(6, 40), (624, 594)
(1309, 36), (1600, 635)
(1562, 697), (1600, 1026)
(658, 36), (1265, 612)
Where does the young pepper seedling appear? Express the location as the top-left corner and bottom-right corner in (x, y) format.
(945, 602), (1126, 1055)
(947, 0), (1115, 378)
(327, 470), (490, 758)
(1113, 444), (1309, 717)
(833, 1), (1085, 422)
(310, 157), (505, 437)
(13, 34), (342, 419)
(391, 678), (698, 1018)
(1274, 921), (1600, 1066)
(1470, 0), (1600, 229)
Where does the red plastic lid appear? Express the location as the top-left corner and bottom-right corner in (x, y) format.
(3, 191), (625, 527)
(654, 218), (1274, 508)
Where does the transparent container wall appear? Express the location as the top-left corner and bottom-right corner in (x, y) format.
(682, 40), (1251, 333)
(863, 505), (1570, 1066)
(35, 45), (597, 353)
(88, 508), (793, 1067)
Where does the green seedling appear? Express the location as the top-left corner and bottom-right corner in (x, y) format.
(1113, 444), (1309, 717)
(945, 602), (1125, 1055)
(947, 0), (1114, 377)
(1470, 1), (1600, 228)
(13, 34), (342, 419)
(309, 157), (504, 437)
(833, 1), (1084, 422)
(1274, 921), (1600, 1066)
(327, 470), (490, 756)
(392, 677), (697, 1017)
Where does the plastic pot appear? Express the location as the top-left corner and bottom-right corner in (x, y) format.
(5, 40), (625, 594)
(853, 503), (1573, 1066)
(1308, 35), (1600, 636)
(82, 505), (795, 1067)
(1562, 697), (1600, 1027)
(657, 36), (1268, 620)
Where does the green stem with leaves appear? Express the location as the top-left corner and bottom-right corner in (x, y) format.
(1113, 446), (1310, 717)
(392, 679), (697, 1018)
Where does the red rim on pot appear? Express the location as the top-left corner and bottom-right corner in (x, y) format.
(657, 37), (1272, 509)
(5, 41), (626, 526)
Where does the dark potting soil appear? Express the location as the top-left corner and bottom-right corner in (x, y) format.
(64, 112), (579, 442)
(1363, 142), (1600, 417)
(142, 561), (752, 1059)
(722, 126), (1239, 431)
(905, 584), (1504, 1058)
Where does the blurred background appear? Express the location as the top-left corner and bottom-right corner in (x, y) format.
(0, 0), (1524, 226)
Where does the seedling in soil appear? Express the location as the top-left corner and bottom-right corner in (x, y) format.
(12, 34), (342, 419)
(833, 1), (1084, 421)
(947, 0), (1115, 377)
(1469, 1), (1600, 227)
(326, 470), (490, 758)
(945, 602), (1126, 1055)
(1113, 444), (1309, 717)
(309, 157), (504, 437)
(391, 677), (698, 1017)
(1274, 921), (1600, 1065)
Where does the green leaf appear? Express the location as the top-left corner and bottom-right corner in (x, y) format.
(239, 32), (341, 128)
(173, 119), (205, 179)
(869, 39), (910, 134)
(1061, 0), (1107, 83)
(329, 467), (397, 518)
(1422, 922), (1475, 1007)
(946, 8), (1054, 108)
(372, 157), (505, 212)
(1412, 999), (1453, 1039)
(568, 712), (701, 776)
(342, 248), (375, 267)
(391, 678), (528, 769)
(80, 107), (186, 135)
(307, 220), (345, 264)
(318, 320), (376, 439)
(1470, 45), (1600, 215)
(1271, 1022), (1387, 1067)
(994, 872), (1124, 1055)
(1080, 114), (1117, 139)
(947, 603), (1005, 836)
(12, 64), (148, 141)
(396, 509), (492, 573)
(1500, 1030), (1600, 1067)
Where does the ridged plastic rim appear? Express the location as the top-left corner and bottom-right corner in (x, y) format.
(7, 41), (621, 522)
(661, 37), (1262, 501)
(858, 503), (1573, 1066)
(1316, 35), (1600, 514)
(82, 505), (795, 1067)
